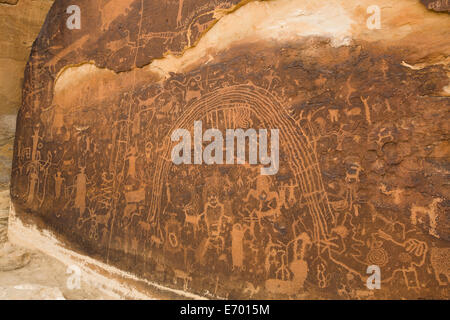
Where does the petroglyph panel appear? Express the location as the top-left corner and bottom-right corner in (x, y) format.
(11, 0), (450, 299)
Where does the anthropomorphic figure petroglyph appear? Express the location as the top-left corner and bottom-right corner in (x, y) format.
(231, 223), (245, 270)
(244, 175), (281, 224)
(329, 109), (339, 122)
(346, 163), (363, 184)
(74, 167), (87, 215)
(183, 203), (202, 238)
(31, 128), (41, 162)
(54, 171), (65, 200)
(289, 232), (312, 290)
(10, 1), (450, 298)
(26, 166), (38, 206)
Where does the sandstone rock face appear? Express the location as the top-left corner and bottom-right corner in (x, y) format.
(11, 0), (450, 299)
(0, 0), (54, 114)
(0, 1), (19, 5)
(421, 0), (450, 12)
(0, 190), (9, 242)
(0, 0), (54, 186)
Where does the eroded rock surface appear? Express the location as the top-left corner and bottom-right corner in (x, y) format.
(421, 0), (450, 12)
(0, 284), (66, 300)
(0, 242), (122, 300)
(0, 0), (54, 115)
(0, 0), (54, 190)
(0, 190), (9, 242)
(0, 243), (31, 271)
(11, 0), (450, 299)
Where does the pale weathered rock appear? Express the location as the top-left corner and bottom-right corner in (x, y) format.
(0, 243), (31, 271)
(0, 242), (123, 300)
(0, 284), (66, 300)
(10, 0), (450, 299)
(0, 190), (10, 242)
(0, 115), (16, 187)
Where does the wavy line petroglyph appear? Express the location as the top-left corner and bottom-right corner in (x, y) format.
(9, 0), (450, 299)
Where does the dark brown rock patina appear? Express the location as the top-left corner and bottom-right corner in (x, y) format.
(11, 0), (450, 299)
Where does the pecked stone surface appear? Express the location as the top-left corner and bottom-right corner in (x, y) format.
(11, 0), (450, 299)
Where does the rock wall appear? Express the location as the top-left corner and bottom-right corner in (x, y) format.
(0, 0), (54, 186)
(421, 0), (450, 12)
(10, 0), (450, 299)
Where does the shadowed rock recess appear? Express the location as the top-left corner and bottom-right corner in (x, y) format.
(10, 0), (450, 299)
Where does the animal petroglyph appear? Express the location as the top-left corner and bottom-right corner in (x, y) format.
(10, 0), (450, 299)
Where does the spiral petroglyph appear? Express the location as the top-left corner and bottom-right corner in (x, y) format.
(8, 0), (450, 299)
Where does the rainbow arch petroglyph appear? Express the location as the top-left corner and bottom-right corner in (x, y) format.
(9, 0), (450, 299)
